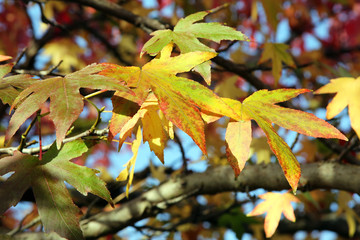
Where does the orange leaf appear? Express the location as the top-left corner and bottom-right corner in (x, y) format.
(0, 55), (12, 62)
(247, 192), (299, 238)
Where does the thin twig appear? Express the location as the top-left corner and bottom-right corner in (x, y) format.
(0, 128), (109, 156)
(173, 132), (188, 173)
(337, 134), (358, 163)
(290, 133), (300, 150)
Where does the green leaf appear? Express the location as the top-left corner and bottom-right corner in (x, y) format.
(0, 140), (112, 240)
(0, 63), (36, 105)
(258, 43), (296, 85)
(7, 63), (133, 149)
(141, 9), (249, 84)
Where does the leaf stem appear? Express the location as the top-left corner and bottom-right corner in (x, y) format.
(84, 97), (106, 133)
(84, 90), (107, 99)
(37, 114), (42, 160)
(17, 110), (41, 152)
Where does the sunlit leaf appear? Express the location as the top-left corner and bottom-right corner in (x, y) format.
(247, 192), (299, 238)
(315, 77), (360, 139)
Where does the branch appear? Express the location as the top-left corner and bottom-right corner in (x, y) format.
(78, 162), (360, 238)
(0, 128), (109, 156)
(6, 161), (360, 239)
(60, 0), (169, 33)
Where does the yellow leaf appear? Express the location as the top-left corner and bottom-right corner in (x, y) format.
(225, 120), (252, 177)
(214, 75), (246, 99)
(116, 126), (142, 198)
(250, 137), (272, 164)
(337, 191), (359, 237)
(247, 192), (299, 238)
(142, 105), (167, 164)
(43, 38), (85, 73)
(315, 77), (360, 138)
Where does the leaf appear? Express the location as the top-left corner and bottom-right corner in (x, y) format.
(258, 43), (296, 85)
(247, 192), (299, 238)
(112, 94), (168, 163)
(0, 63), (36, 105)
(260, 0), (282, 31)
(250, 136), (272, 164)
(243, 89), (347, 140)
(116, 126), (142, 197)
(225, 120), (252, 177)
(7, 63), (133, 149)
(314, 77), (360, 138)
(0, 140), (112, 240)
(337, 191), (360, 237)
(43, 38), (85, 73)
(141, 10), (249, 84)
(101, 44), (239, 155)
(0, 55), (12, 62)
(108, 93), (140, 141)
(223, 89), (347, 192)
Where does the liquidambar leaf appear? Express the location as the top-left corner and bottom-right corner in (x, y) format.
(315, 77), (360, 139)
(101, 44), (239, 155)
(243, 89), (347, 141)
(223, 88), (347, 192)
(7, 63), (133, 149)
(247, 192), (299, 238)
(141, 9), (249, 84)
(0, 140), (112, 240)
(258, 43), (296, 85)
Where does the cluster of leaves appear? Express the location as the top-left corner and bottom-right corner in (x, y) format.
(1, 1), (360, 239)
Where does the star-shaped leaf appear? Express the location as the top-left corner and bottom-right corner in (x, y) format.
(258, 43), (296, 85)
(101, 44), (240, 155)
(315, 77), (360, 138)
(223, 89), (347, 192)
(141, 9), (249, 84)
(7, 63), (133, 148)
(247, 192), (299, 238)
(0, 140), (112, 240)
